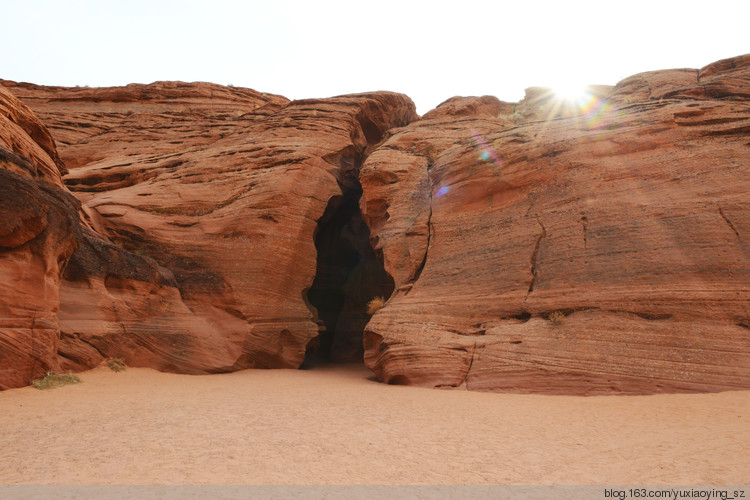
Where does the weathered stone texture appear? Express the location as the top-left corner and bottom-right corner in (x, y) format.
(2, 54), (748, 394)
(361, 55), (750, 394)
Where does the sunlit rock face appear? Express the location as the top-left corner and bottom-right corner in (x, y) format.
(1, 54), (749, 394)
(361, 54), (750, 394)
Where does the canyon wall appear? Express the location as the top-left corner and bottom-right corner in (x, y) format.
(1, 54), (748, 393)
(1, 80), (416, 388)
(361, 56), (750, 394)
(0, 85), (78, 389)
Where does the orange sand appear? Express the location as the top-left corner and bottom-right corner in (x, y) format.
(0, 364), (748, 484)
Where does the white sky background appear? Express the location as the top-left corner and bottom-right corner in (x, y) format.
(1, 0), (748, 114)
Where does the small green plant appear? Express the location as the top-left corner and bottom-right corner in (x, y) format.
(367, 296), (386, 315)
(31, 372), (81, 390)
(548, 310), (565, 325)
(107, 358), (127, 372)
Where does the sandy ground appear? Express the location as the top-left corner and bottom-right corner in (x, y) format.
(0, 364), (748, 485)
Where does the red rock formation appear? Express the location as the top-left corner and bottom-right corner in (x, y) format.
(2, 54), (748, 394)
(3, 80), (417, 382)
(361, 55), (750, 394)
(0, 86), (78, 389)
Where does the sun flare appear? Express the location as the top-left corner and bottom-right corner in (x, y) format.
(553, 83), (590, 103)
(534, 82), (612, 126)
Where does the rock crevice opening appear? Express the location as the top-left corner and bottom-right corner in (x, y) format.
(304, 183), (394, 365)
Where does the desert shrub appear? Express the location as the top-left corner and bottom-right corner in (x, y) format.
(32, 372), (81, 390)
(107, 358), (127, 372)
(498, 111), (524, 123)
(548, 310), (565, 325)
(426, 148), (439, 164)
(367, 296), (386, 315)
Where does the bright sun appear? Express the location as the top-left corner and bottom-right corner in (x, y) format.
(538, 83), (602, 121)
(553, 83), (590, 103)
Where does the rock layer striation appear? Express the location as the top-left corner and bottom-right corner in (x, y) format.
(1, 80), (416, 387)
(360, 55), (750, 394)
(2, 55), (749, 394)
(0, 85), (79, 389)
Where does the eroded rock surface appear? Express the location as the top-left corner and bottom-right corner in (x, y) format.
(0, 86), (78, 389)
(2, 54), (748, 394)
(361, 55), (750, 394)
(3, 80), (417, 381)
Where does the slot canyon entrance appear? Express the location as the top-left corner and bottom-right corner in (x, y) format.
(304, 188), (394, 366)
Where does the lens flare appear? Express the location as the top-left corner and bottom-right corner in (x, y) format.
(436, 186), (450, 198)
(471, 130), (503, 169)
(577, 92), (614, 128)
(433, 130), (504, 201)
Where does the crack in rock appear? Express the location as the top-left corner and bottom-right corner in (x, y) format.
(719, 207), (741, 241)
(459, 341), (477, 389)
(524, 215), (547, 301)
(408, 154), (434, 285)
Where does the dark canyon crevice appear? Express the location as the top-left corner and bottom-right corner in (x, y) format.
(304, 182), (395, 365)
(302, 109), (410, 366)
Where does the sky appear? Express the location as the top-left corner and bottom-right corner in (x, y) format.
(2, 0), (748, 114)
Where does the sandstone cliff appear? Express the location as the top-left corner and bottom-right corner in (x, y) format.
(0, 85), (78, 388)
(361, 56), (750, 394)
(1, 80), (416, 388)
(1, 54), (748, 394)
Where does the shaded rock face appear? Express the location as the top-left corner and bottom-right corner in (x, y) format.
(1, 54), (749, 394)
(0, 86), (78, 389)
(361, 54), (750, 394)
(1, 79), (416, 386)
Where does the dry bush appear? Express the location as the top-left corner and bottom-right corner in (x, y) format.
(548, 310), (565, 325)
(32, 372), (81, 390)
(367, 296), (386, 315)
(107, 358), (127, 372)
(498, 111), (524, 123)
